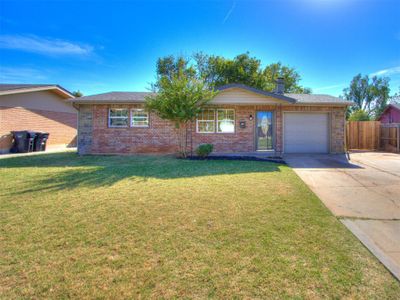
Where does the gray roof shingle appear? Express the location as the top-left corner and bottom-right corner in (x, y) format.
(70, 85), (353, 105)
(0, 83), (74, 97)
(284, 93), (353, 105)
(70, 91), (154, 102)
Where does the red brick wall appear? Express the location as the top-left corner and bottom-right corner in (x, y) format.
(82, 104), (346, 155)
(0, 106), (77, 152)
(191, 105), (278, 153)
(90, 104), (178, 154)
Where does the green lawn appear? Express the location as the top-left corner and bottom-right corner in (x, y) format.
(0, 152), (399, 299)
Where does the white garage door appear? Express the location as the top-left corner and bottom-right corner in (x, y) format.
(284, 113), (329, 153)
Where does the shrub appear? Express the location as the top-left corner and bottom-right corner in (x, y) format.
(196, 144), (214, 158)
(348, 109), (370, 121)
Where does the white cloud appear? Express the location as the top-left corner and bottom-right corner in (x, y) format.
(370, 66), (400, 77)
(222, 1), (236, 24)
(0, 35), (93, 56)
(313, 83), (345, 93)
(0, 66), (47, 83)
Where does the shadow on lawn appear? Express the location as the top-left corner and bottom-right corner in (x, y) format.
(0, 152), (282, 195)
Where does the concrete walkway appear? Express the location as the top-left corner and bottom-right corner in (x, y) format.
(285, 152), (400, 280)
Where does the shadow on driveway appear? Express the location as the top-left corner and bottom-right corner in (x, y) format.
(284, 153), (363, 169)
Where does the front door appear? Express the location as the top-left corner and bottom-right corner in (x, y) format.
(256, 111), (274, 150)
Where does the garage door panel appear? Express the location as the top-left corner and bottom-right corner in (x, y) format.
(284, 113), (329, 153)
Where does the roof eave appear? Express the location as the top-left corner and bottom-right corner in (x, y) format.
(378, 104), (400, 120)
(295, 102), (354, 106)
(0, 85), (75, 98)
(389, 103), (400, 111)
(70, 100), (146, 104)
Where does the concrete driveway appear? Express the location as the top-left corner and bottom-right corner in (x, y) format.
(285, 152), (400, 280)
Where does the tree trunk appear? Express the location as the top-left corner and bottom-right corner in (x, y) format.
(177, 121), (188, 158)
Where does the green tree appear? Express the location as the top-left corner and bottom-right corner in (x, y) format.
(348, 109), (370, 121)
(261, 62), (311, 93)
(389, 87), (400, 104)
(194, 52), (310, 93)
(72, 90), (83, 97)
(145, 76), (217, 157)
(343, 74), (390, 119)
(153, 55), (196, 88)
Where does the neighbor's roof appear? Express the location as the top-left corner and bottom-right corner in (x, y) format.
(70, 84), (353, 106)
(0, 84), (74, 98)
(390, 103), (400, 110)
(377, 103), (400, 121)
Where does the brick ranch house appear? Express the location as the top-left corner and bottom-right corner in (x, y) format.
(71, 83), (352, 156)
(0, 84), (77, 153)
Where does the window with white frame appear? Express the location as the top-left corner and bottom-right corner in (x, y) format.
(109, 108), (129, 127)
(217, 109), (235, 133)
(131, 109), (149, 127)
(196, 109), (215, 133)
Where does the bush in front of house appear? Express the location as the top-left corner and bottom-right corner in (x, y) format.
(196, 144), (214, 158)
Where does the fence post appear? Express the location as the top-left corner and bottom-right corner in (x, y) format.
(397, 124), (400, 153)
(376, 121), (380, 150)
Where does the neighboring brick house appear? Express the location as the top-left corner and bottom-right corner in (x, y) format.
(71, 83), (352, 156)
(378, 103), (400, 124)
(0, 84), (77, 153)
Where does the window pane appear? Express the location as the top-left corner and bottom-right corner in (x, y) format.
(131, 109), (149, 127)
(197, 109), (215, 133)
(217, 109), (234, 121)
(197, 121), (215, 133)
(198, 109), (215, 121)
(133, 120), (148, 126)
(132, 110), (147, 117)
(110, 109), (128, 117)
(218, 120), (234, 133)
(109, 109), (128, 127)
(110, 117), (128, 127)
(217, 109), (235, 132)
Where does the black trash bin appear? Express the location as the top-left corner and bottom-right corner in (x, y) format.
(27, 131), (38, 152)
(34, 132), (50, 152)
(11, 131), (30, 153)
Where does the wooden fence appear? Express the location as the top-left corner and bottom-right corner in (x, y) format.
(346, 121), (380, 150)
(380, 123), (400, 152)
(346, 121), (400, 152)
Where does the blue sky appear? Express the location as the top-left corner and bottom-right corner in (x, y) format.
(0, 0), (399, 96)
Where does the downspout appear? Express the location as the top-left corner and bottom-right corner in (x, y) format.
(278, 104), (282, 158)
(73, 102), (80, 154)
(190, 120), (193, 157)
(344, 105), (350, 161)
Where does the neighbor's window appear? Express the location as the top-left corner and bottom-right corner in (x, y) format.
(196, 109), (215, 133)
(109, 108), (129, 127)
(131, 109), (149, 127)
(217, 109), (235, 133)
